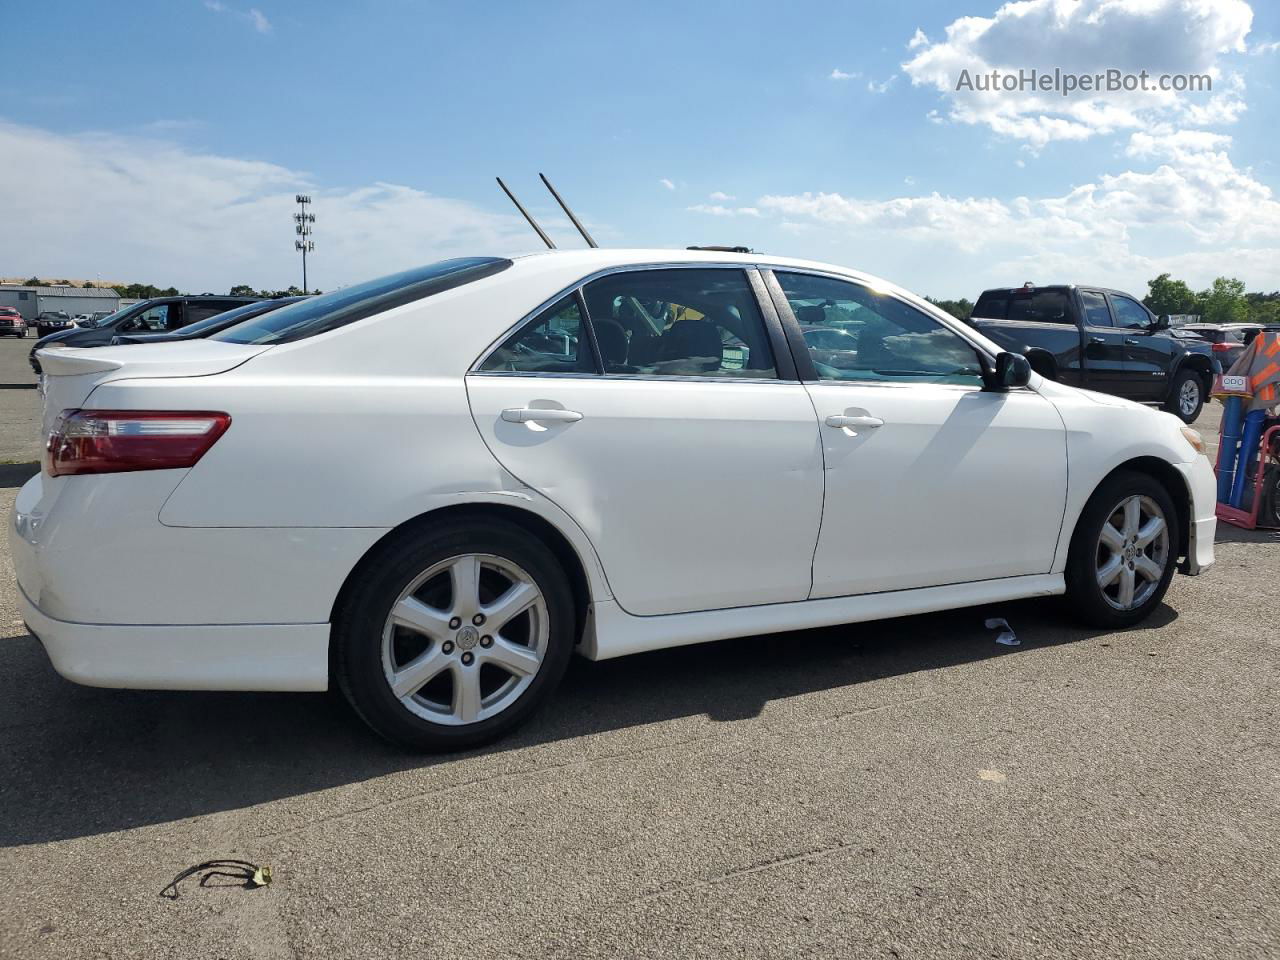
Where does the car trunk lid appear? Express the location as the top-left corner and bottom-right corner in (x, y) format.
(36, 340), (270, 437)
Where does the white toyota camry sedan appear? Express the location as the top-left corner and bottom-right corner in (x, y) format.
(12, 249), (1216, 750)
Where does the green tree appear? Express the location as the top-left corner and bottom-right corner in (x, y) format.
(1143, 273), (1197, 316)
(1198, 276), (1248, 326)
(926, 296), (974, 320)
(229, 284), (258, 296)
(24, 276), (40, 286)
(82, 282), (95, 288)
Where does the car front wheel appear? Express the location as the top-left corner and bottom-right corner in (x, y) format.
(1164, 369), (1204, 423)
(1065, 471), (1180, 629)
(333, 517), (575, 751)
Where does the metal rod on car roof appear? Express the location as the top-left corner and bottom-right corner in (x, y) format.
(539, 173), (597, 248)
(496, 177), (556, 250)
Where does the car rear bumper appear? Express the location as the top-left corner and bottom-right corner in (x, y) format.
(1175, 455), (1216, 576)
(18, 585), (329, 691)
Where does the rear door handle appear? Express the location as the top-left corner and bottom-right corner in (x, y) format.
(1124, 338), (1140, 346)
(825, 414), (884, 430)
(501, 407), (583, 423)
(1090, 336), (1107, 344)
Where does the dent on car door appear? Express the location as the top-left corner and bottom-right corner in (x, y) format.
(465, 267), (825, 617)
(766, 270), (1068, 597)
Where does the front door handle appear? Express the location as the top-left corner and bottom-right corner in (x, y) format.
(501, 407), (583, 424)
(1124, 338), (1141, 346)
(825, 414), (884, 430)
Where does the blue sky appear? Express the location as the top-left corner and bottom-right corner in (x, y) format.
(3, 0), (1279, 298)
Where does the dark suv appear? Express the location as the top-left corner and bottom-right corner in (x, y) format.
(30, 295), (258, 373)
(968, 284), (1219, 423)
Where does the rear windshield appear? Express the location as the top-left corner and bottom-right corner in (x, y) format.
(971, 294), (1008, 319)
(211, 258), (512, 345)
(973, 290), (1072, 323)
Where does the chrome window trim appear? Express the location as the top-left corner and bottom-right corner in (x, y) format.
(469, 261), (784, 383)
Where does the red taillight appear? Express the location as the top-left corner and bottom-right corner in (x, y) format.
(1212, 342), (1232, 352)
(46, 410), (231, 477)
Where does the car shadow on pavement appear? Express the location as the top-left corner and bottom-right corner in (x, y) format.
(0, 597), (1173, 847)
(0, 462), (39, 489)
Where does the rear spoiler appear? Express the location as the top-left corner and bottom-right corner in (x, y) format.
(35, 348), (125, 377)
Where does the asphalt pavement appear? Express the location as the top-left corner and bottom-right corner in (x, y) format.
(0, 334), (1276, 959)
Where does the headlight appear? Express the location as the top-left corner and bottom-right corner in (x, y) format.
(1180, 425), (1205, 454)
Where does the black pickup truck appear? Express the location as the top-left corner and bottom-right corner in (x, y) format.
(968, 284), (1219, 423)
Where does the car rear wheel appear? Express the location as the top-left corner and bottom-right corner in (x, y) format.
(1164, 369), (1204, 423)
(333, 517), (574, 751)
(1065, 471), (1179, 629)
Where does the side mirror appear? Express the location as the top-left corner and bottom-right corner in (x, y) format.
(1154, 313), (1171, 330)
(985, 351), (1032, 391)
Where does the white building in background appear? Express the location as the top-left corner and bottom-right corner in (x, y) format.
(0, 284), (121, 320)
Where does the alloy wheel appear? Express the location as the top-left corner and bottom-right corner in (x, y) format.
(1095, 495), (1170, 611)
(381, 553), (548, 725)
(1179, 379), (1201, 418)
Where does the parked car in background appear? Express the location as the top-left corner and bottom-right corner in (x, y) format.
(110, 296), (308, 345)
(14, 250), (1216, 751)
(968, 284), (1219, 423)
(1182, 323), (1249, 369)
(29, 294), (258, 373)
(35, 311), (73, 338)
(0, 306), (27, 337)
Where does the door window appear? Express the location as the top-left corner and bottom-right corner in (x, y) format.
(775, 272), (983, 386)
(127, 304), (174, 332)
(1080, 291), (1112, 327)
(185, 303), (233, 326)
(479, 296), (594, 374)
(1111, 295), (1151, 330)
(581, 269), (776, 378)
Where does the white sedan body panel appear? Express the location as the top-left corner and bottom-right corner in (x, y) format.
(11, 249), (1217, 694)
(467, 376), (824, 615)
(805, 382), (1067, 596)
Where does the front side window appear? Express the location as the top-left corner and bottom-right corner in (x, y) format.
(776, 272), (983, 386)
(126, 304), (174, 332)
(1080, 291), (1112, 328)
(479, 296), (592, 374)
(1111, 295), (1151, 330)
(580, 269), (776, 378)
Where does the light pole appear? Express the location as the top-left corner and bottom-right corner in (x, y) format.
(294, 194), (315, 293)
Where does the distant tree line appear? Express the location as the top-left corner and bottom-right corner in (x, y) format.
(96, 282), (321, 299)
(1142, 273), (1279, 326)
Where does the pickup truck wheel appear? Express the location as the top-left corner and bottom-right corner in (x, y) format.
(1163, 369), (1204, 423)
(1065, 471), (1179, 629)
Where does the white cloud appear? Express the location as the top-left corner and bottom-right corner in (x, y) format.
(902, 0), (1253, 147)
(867, 75), (896, 94)
(755, 130), (1280, 288)
(247, 8), (271, 33)
(205, 1), (271, 34)
(687, 204), (760, 217)
(1250, 39), (1280, 54)
(659, 177), (675, 191)
(708, 191), (735, 202)
(830, 68), (858, 80)
(907, 28), (929, 51)
(0, 120), (543, 292)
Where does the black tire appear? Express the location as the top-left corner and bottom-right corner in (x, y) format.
(1064, 470), (1180, 629)
(1163, 368), (1204, 423)
(333, 517), (575, 751)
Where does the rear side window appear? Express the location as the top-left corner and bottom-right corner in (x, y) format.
(1080, 291), (1112, 327)
(972, 294), (1008, 319)
(1008, 291), (1072, 324)
(212, 257), (511, 345)
(580, 269), (776, 378)
(479, 296), (594, 374)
